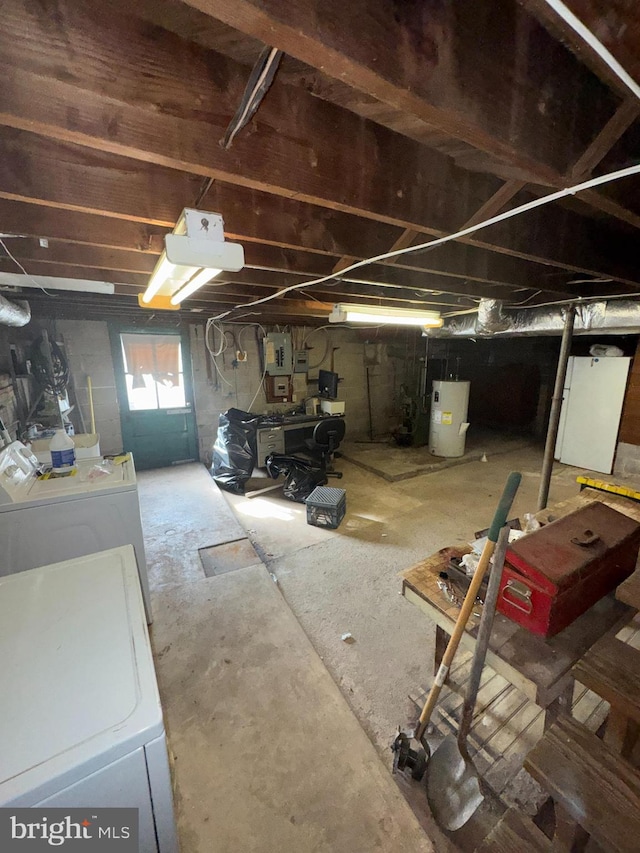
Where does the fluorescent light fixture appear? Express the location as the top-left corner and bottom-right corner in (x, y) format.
(170, 267), (222, 305)
(329, 303), (443, 327)
(141, 209), (244, 308)
(0, 272), (115, 294)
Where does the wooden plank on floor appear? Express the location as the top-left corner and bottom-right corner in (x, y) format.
(617, 570), (640, 610)
(406, 610), (640, 815)
(573, 685), (608, 726)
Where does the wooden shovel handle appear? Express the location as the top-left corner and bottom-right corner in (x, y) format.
(415, 472), (521, 740)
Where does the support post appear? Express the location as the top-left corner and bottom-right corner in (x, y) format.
(366, 366), (373, 441)
(537, 305), (575, 510)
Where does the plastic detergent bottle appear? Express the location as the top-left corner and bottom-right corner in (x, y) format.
(49, 429), (76, 473)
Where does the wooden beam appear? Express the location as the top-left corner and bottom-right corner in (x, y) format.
(0, 237), (514, 303)
(0, 199), (166, 253)
(576, 187), (640, 229)
(166, 189), (588, 292)
(333, 180), (526, 273)
(522, 0), (640, 98)
(0, 248), (610, 310)
(2, 135), (630, 293)
(0, 258), (330, 315)
(36, 291), (333, 321)
(0, 262), (472, 313)
(461, 181), (528, 229)
(3, 224), (620, 303)
(569, 98), (640, 180)
(181, 0), (616, 179)
(1, 240), (157, 274)
(0, 0), (637, 277)
(0, 0), (494, 231)
(182, 0), (640, 230)
(0, 191), (547, 292)
(0, 130), (193, 227)
(199, 181), (640, 286)
(0, 211), (483, 302)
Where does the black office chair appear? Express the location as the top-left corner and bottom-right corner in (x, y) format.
(305, 417), (346, 479)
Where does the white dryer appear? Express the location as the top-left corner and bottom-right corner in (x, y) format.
(0, 546), (178, 853)
(0, 441), (151, 622)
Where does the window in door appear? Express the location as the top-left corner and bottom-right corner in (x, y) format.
(120, 333), (186, 410)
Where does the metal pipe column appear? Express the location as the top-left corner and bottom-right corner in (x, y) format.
(537, 305), (575, 510)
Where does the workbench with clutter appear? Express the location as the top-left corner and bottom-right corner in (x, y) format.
(398, 482), (640, 851)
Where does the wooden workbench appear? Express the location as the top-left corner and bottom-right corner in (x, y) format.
(401, 487), (640, 812)
(402, 547), (632, 720)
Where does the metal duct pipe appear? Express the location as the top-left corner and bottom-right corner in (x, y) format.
(0, 295), (30, 327)
(428, 298), (640, 338)
(476, 299), (511, 334)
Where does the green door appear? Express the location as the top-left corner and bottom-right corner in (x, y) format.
(111, 327), (198, 470)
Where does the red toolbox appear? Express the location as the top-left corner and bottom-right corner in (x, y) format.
(498, 502), (640, 637)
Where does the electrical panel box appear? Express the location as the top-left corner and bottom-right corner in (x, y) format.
(265, 375), (292, 403)
(264, 333), (292, 376)
(293, 350), (309, 373)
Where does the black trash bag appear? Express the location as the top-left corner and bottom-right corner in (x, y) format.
(266, 453), (327, 502)
(211, 408), (261, 494)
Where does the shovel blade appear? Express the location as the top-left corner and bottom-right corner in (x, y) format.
(426, 736), (484, 832)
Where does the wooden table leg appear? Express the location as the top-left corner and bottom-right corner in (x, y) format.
(544, 679), (574, 732)
(434, 624), (449, 678)
(604, 708), (640, 759)
(552, 803), (589, 852)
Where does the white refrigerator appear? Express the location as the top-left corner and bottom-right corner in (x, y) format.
(555, 356), (630, 474)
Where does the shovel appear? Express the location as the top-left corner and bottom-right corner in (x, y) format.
(414, 471), (521, 745)
(426, 523), (511, 831)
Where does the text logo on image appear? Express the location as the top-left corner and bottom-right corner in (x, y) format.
(0, 808), (138, 851)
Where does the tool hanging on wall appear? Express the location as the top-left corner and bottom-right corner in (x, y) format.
(29, 331), (68, 429)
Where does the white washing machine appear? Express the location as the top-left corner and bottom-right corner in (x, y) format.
(0, 441), (151, 622)
(0, 546), (178, 853)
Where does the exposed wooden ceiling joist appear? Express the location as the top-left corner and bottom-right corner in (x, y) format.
(0, 0), (638, 283)
(0, 188), (592, 301)
(0, 0), (637, 324)
(568, 97), (640, 180)
(179, 0), (640, 229)
(178, 0), (611, 177)
(521, 0), (640, 98)
(0, 126), (637, 292)
(1, 205), (631, 311)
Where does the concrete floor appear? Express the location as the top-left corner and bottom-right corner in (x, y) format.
(139, 441), (594, 852)
(341, 428), (531, 482)
(223, 443), (586, 759)
(139, 463), (433, 853)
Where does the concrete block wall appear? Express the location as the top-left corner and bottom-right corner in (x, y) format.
(0, 373), (18, 433)
(614, 442), (640, 479)
(57, 320), (123, 455)
(0, 316), (411, 465)
(190, 323), (404, 465)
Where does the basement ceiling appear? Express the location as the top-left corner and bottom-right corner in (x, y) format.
(0, 0), (639, 324)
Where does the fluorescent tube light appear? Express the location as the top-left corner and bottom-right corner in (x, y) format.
(170, 268), (222, 305)
(142, 255), (196, 304)
(141, 209), (244, 308)
(329, 303), (443, 327)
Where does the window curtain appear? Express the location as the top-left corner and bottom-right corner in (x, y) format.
(121, 334), (181, 387)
